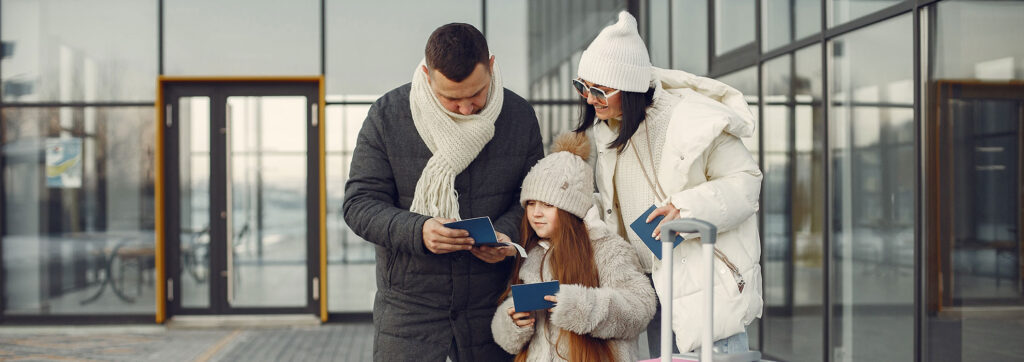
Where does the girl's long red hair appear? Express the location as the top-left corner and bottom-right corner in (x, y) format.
(499, 208), (615, 362)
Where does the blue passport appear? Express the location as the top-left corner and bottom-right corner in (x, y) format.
(630, 204), (684, 260)
(511, 280), (560, 312)
(443, 217), (528, 257)
(444, 216), (499, 244)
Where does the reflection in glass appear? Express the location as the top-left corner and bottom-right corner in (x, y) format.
(715, 0), (755, 56)
(525, 1), (623, 104)
(831, 0), (902, 28)
(760, 45), (825, 362)
(830, 14), (913, 362)
(647, 0), (670, 68)
(929, 4), (1024, 360)
(226, 96), (307, 307)
(762, 0), (821, 51)
(672, 0), (708, 75)
(934, 1), (1024, 82)
(2, 107), (155, 315)
(164, 0), (319, 76)
(485, 0), (530, 96)
(761, 56), (793, 358)
(0, 0), (157, 102)
(326, 104), (380, 312)
(762, 54), (792, 304)
(179, 97), (211, 309)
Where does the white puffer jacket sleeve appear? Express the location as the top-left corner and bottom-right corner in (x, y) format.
(668, 134), (761, 234)
(491, 295), (535, 355)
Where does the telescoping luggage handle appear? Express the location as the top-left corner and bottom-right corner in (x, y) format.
(659, 218), (716, 362)
(657, 219), (761, 362)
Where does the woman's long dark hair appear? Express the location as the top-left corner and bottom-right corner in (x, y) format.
(572, 87), (655, 153)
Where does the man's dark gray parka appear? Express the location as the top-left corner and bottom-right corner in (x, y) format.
(343, 84), (543, 361)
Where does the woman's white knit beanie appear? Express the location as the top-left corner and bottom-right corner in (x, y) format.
(520, 132), (593, 219)
(577, 11), (652, 93)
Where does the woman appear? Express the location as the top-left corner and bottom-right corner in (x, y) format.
(491, 132), (655, 362)
(572, 11), (764, 354)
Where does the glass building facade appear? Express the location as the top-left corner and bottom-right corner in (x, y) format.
(2, 0), (1023, 361)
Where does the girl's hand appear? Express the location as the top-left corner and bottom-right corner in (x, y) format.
(543, 295), (558, 313)
(648, 204), (681, 239)
(470, 232), (517, 263)
(507, 307), (534, 327)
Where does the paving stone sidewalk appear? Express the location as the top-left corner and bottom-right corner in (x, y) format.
(0, 323), (374, 361)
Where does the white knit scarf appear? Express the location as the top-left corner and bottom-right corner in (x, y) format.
(409, 59), (504, 219)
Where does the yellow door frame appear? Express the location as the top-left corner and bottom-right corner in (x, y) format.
(154, 76), (327, 323)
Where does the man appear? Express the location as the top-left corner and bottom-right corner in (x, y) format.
(343, 23), (544, 361)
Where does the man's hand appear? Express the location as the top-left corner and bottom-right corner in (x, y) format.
(422, 218), (473, 254)
(470, 232), (517, 263)
(648, 204), (681, 239)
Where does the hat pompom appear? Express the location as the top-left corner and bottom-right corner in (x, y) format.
(551, 132), (590, 162)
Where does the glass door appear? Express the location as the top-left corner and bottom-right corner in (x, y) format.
(163, 81), (320, 315)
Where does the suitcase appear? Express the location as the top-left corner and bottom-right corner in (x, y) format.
(647, 218), (762, 362)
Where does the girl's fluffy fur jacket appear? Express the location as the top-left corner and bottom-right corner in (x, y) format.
(490, 207), (656, 361)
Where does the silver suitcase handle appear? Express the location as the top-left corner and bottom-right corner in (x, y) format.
(658, 219), (761, 362)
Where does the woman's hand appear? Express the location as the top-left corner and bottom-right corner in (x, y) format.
(507, 307), (534, 328)
(648, 204), (681, 239)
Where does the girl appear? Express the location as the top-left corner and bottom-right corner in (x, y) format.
(490, 132), (656, 362)
(573, 11), (763, 355)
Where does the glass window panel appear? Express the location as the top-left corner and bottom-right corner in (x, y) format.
(671, 0), (708, 75)
(164, 0), (319, 76)
(934, 1), (1024, 82)
(0, 0), (157, 102)
(795, 0), (822, 40)
(533, 102), (576, 151)
(761, 53), (793, 338)
(829, 14), (914, 362)
(2, 106), (155, 315)
(760, 45), (826, 362)
(831, 0), (903, 28)
(486, 0), (529, 96)
(227, 97), (308, 153)
(178, 97), (211, 309)
(792, 44), (826, 360)
(326, 0), (481, 97)
(763, 0), (822, 51)
(326, 105), (374, 313)
(647, 0), (670, 68)
(715, 0), (755, 56)
(328, 152), (375, 312)
(928, 2), (1024, 361)
(560, 61), (572, 101)
(225, 95), (309, 308)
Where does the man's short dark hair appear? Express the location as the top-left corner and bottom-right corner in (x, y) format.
(425, 23), (490, 82)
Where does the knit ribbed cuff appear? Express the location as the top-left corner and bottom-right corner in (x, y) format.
(520, 184), (591, 219)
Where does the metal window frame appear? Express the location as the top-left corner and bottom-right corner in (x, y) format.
(0, 0), (4, 323)
(688, 1), (930, 361)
